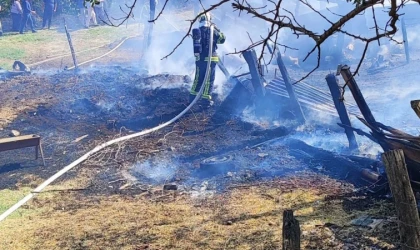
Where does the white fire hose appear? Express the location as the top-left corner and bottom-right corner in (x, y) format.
(67, 36), (138, 70)
(0, 25), (215, 223)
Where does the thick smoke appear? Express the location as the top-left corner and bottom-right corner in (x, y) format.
(127, 1), (419, 141)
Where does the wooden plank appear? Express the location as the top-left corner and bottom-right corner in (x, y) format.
(340, 66), (377, 125)
(268, 45), (306, 124)
(411, 100), (420, 119)
(242, 49), (266, 97)
(147, 0), (156, 48)
(0, 134), (39, 144)
(282, 210), (300, 250)
(325, 74), (358, 151)
(382, 150), (420, 250)
(0, 136), (40, 152)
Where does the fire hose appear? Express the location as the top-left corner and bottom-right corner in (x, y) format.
(26, 44), (109, 68)
(0, 25), (215, 223)
(66, 35), (138, 70)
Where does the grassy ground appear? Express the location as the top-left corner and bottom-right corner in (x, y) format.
(0, 172), (398, 249)
(0, 10), (402, 250)
(0, 23), (140, 69)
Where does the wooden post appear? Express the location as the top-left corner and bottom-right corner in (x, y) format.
(336, 33), (345, 63)
(382, 149), (420, 250)
(410, 100), (420, 119)
(269, 45), (306, 124)
(282, 210), (300, 250)
(146, 0), (156, 49)
(242, 49), (266, 98)
(268, 47), (303, 111)
(401, 17), (410, 64)
(325, 74), (358, 151)
(339, 65), (376, 124)
(63, 18), (78, 70)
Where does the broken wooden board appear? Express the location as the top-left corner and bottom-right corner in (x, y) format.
(411, 100), (420, 119)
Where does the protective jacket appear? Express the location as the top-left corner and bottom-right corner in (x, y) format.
(190, 25), (226, 101)
(195, 26), (226, 62)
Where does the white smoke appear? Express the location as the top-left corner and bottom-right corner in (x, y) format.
(131, 158), (178, 183)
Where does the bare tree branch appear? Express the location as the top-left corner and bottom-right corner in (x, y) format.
(97, 0), (406, 84)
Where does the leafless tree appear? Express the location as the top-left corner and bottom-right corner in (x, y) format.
(97, 0), (416, 81)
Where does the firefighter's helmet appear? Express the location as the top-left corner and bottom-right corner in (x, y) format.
(199, 13), (211, 27)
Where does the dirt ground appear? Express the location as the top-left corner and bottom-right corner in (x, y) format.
(0, 12), (416, 250)
(0, 67), (403, 249)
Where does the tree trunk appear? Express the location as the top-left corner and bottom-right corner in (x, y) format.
(411, 100), (420, 119)
(382, 149), (420, 250)
(282, 210), (300, 250)
(401, 17), (410, 64)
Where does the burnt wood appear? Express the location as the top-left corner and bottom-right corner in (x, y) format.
(0, 134), (45, 166)
(382, 150), (420, 250)
(282, 210), (300, 250)
(340, 66), (376, 125)
(242, 49), (266, 98)
(411, 100), (420, 119)
(268, 44), (305, 124)
(326, 74), (358, 151)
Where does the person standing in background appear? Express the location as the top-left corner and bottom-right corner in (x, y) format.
(19, 0), (37, 34)
(42, 0), (57, 29)
(85, 2), (97, 28)
(94, 0), (105, 25)
(11, 0), (23, 32)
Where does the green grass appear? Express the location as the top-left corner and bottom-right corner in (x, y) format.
(0, 24), (140, 69)
(0, 47), (25, 60)
(1, 32), (50, 43)
(0, 188), (32, 219)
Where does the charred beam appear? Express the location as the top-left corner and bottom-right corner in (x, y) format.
(337, 123), (377, 142)
(282, 210), (300, 250)
(147, 0), (157, 49)
(242, 49), (266, 98)
(326, 74), (358, 151)
(411, 100), (420, 119)
(339, 65), (376, 125)
(268, 44), (305, 124)
(382, 150), (420, 250)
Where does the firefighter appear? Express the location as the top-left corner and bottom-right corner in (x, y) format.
(189, 13), (226, 107)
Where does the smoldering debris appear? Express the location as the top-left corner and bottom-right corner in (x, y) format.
(120, 134), (383, 195)
(136, 74), (192, 89)
(130, 158), (178, 184)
